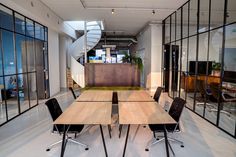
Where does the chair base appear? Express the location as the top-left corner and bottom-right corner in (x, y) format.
(209, 108), (231, 117)
(46, 136), (88, 151)
(145, 135), (184, 156)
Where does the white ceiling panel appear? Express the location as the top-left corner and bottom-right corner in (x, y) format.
(40, 0), (188, 35)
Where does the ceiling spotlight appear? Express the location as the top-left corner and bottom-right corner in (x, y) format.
(111, 9), (115, 14)
(152, 10), (155, 15)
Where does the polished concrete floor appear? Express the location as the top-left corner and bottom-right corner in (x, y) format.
(0, 91), (236, 157)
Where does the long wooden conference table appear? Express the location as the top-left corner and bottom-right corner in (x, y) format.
(54, 90), (176, 157)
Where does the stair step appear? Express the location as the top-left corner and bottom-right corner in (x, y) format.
(87, 40), (98, 43)
(87, 28), (100, 31)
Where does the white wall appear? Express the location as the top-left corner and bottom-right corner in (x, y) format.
(150, 24), (163, 91)
(59, 35), (73, 88)
(137, 24), (163, 91)
(137, 25), (152, 89)
(48, 29), (60, 96)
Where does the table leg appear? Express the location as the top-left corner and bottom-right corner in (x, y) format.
(122, 124), (130, 157)
(119, 125), (123, 138)
(100, 125), (108, 157)
(60, 125), (67, 157)
(108, 125), (112, 139)
(163, 125), (170, 157)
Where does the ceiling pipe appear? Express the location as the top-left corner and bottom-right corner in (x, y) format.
(100, 37), (137, 43)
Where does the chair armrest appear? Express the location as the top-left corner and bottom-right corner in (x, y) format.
(222, 93), (236, 101)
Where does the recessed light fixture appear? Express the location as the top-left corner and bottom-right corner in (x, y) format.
(111, 9), (115, 14)
(31, 1), (34, 7)
(152, 10), (155, 15)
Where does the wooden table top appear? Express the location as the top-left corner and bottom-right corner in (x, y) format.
(117, 90), (154, 102)
(119, 101), (176, 125)
(76, 90), (113, 102)
(54, 102), (112, 125)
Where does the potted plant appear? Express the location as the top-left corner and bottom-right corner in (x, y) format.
(212, 62), (221, 76)
(122, 53), (143, 71)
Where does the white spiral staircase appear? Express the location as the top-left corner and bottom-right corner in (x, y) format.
(68, 21), (102, 87)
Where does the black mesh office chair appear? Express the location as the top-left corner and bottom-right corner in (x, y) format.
(153, 87), (163, 103)
(45, 98), (88, 151)
(195, 79), (214, 108)
(209, 83), (236, 116)
(69, 87), (77, 99)
(146, 97), (186, 155)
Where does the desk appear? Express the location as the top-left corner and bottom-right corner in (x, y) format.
(76, 90), (113, 102)
(118, 90), (154, 102)
(54, 101), (112, 157)
(119, 101), (176, 157)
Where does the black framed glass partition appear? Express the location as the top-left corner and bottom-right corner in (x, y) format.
(0, 3), (49, 126)
(162, 0), (236, 138)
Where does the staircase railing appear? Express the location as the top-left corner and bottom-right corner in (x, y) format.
(68, 21), (102, 87)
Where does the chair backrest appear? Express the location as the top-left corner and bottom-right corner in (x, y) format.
(69, 87), (77, 99)
(45, 98), (63, 121)
(196, 79), (205, 97)
(153, 87), (162, 102)
(209, 82), (221, 101)
(169, 97), (186, 123)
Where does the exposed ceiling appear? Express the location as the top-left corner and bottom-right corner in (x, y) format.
(40, 0), (188, 36)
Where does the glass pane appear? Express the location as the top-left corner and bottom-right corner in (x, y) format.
(26, 18), (34, 37)
(182, 3), (189, 38)
(35, 40), (45, 99)
(176, 9), (181, 40)
(204, 28), (223, 124)
(171, 13), (176, 42)
(176, 41), (181, 97)
(45, 27), (48, 41)
(195, 32), (209, 116)
(169, 44), (173, 97)
(180, 39), (188, 100)
(211, 0), (224, 29)
(186, 36), (197, 110)
(15, 13), (25, 35)
(18, 74), (29, 112)
(227, 0), (236, 24)
(2, 30), (16, 75)
(35, 23), (45, 40)
(15, 34), (27, 73)
(189, 0), (198, 36)
(0, 77), (7, 124)
(219, 24), (236, 135)
(0, 30), (3, 76)
(5, 75), (19, 119)
(170, 43), (180, 98)
(28, 73), (37, 107)
(0, 5), (13, 31)
(26, 37), (35, 72)
(199, 0), (210, 33)
(165, 17), (171, 43)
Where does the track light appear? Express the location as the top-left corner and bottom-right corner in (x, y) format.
(111, 9), (115, 14)
(152, 10), (155, 15)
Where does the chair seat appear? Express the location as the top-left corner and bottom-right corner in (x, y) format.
(149, 124), (180, 132)
(54, 124), (84, 133)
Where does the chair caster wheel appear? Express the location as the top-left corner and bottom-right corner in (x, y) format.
(181, 145), (184, 148)
(46, 148), (50, 151)
(143, 126), (146, 128)
(85, 148), (89, 151)
(145, 148), (149, 151)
